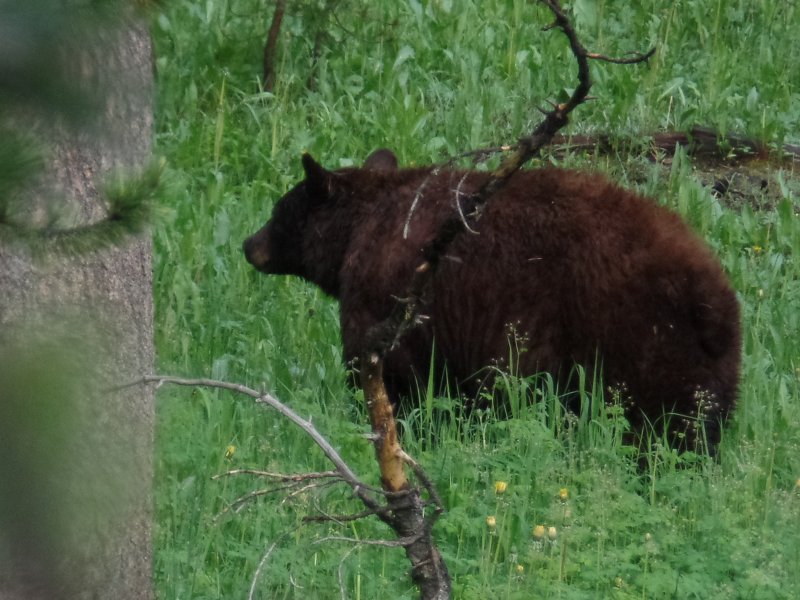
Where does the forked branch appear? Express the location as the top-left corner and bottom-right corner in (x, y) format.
(358, 3), (653, 597)
(121, 374), (448, 596)
(362, 0), (654, 358)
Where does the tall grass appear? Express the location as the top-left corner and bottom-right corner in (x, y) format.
(151, 1), (799, 597)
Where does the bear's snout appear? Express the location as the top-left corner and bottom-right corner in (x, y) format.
(243, 234), (270, 271)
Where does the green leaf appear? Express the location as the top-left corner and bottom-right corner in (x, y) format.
(393, 45), (416, 70)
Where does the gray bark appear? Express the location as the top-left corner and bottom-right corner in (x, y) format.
(0, 17), (155, 600)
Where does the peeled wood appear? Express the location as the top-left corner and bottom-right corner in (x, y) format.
(362, 352), (408, 492)
(360, 351), (451, 599)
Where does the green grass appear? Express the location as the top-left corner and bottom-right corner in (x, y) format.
(151, 1), (800, 598)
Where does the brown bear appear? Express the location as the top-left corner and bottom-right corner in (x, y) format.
(243, 149), (741, 451)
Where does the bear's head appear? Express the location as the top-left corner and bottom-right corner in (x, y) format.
(243, 149), (398, 296)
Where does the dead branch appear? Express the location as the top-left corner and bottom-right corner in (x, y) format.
(358, 349), (451, 598)
(338, 544), (360, 600)
(220, 477), (343, 517)
(362, 0), (655, 362)
(213, 467), (409, 499)
(249, 526), (300, 600)
(225, 484), (309, 514)
(317, 535), (420, 548)
(123, 374), (385, 513)
(213, 468), (340, 480)
(466, 125), (799, 165)
(303, 507), (386, 524)
(124, 374), (448, 596)
(357, 3), (653, 597)
(586, 49), (656, 64)
(262, 0), (286, 91)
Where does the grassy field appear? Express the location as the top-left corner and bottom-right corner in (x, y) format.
(151, 1), (800, 598)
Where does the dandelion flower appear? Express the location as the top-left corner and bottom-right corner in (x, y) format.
(558, 487), (569, 501)
(224, 445), (236, 459)
(486, 516), (497, 529)
(753, 245), (763, 254)
(547, 526), (558, 540)
(532, 524), (545, 539)
(494, 480), (508, 495)
(515, 564), (525, 575)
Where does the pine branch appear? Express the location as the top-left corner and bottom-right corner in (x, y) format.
(0, 161), (162, 257)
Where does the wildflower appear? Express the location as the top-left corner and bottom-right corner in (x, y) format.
(558, 487), (569, 501)
(644, 532), (652, 542)
(494, 480), (508, 495)
(758, 288), (764, 298)
(486, 516), (497, 529)
(224, 445), (236, 459)
(753, 245), (763, 254)
(532, 524), (545, 540)
(614, 576), (624, 589)
(515, 564), (525, 575)
(795, 478), (800, 489)
(547, 526), (558, 540)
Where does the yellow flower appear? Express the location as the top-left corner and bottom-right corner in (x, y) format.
(486, 516), (497, 529)
(515, 564), (525, 575)
(494, 481), (508, 494)
(644, 532), (653, 542)
(558, 487), (569, 501)
(614, 576), (624, 588)
(532, 524), (545, 539)
(547, 526), (558, 540)
(224, 445), (236, 459)
(753, 245), (763, 254)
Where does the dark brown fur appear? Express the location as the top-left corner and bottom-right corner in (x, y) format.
(244, 150), (741, 449)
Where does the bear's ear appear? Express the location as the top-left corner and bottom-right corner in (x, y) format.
(301, 153), (333, 200)
(364, 148), (398, 172)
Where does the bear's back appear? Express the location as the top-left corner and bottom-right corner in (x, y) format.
(337, 166), (740, 447)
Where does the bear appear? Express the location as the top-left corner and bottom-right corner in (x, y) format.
(243, 149), (741, 451)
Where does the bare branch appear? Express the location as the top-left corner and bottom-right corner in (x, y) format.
(356, 4), (652, 595)
(587, 47), (656, 64)
(364, 0), (655, 362)
(212, 468), (341, 481)
(249, 526), (300, 600)
(122, 375), (385, 513)
(218, 478), (342, 517)
(316, 535), (421, 548)
(226, 484), (304, 514)
(452, 173), (479, 235)
(284, 479), (343, 503)
(339, 544), (360, 600)
(400, 451), (445, 524)
(262, 0), (286, 91)
(303, 506), (389, 524)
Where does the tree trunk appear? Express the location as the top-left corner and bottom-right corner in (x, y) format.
(0, 16), (155, 600)
(263, 0), (286, 91)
